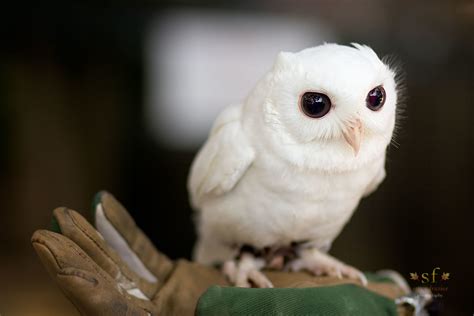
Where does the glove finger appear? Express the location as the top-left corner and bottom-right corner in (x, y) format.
(93, 191), (173, 284)
(52, 207), (162, 299)
(56, 267), (150, 316)
(31, 230), (154, 316)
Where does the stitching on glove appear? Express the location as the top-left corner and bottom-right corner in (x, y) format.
(57, 268), (99, 285)
(68, 208), (135, 284)
(31, 236), (63, 269)
(61, 235), (117, 287)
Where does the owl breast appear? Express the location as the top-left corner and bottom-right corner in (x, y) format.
(200, 154), (385, 252)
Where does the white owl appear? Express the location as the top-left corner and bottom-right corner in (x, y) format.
(188, 43), (400, 288)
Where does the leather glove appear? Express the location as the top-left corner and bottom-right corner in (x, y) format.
(31, 191), (229, 315)
(31, 191), (415, 315)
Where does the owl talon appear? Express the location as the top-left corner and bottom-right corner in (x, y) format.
(289, 248), (368, 286)
(222, 253), (273, 288)
(222, 260), (237, 283)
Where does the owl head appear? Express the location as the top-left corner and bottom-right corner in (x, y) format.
(253, 43), (400, 171)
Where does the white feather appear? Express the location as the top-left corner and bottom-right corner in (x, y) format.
(188, 104), (255, 209)
(189, 43), (398, 265)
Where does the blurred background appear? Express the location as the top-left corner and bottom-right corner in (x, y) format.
(1, 1), (473, 314)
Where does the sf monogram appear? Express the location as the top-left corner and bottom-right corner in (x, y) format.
(409, 267), (450, 284)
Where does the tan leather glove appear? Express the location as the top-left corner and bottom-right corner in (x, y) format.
(31, 192), (415, 316)
(31, 191), (230, 315)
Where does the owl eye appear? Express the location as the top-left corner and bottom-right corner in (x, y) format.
(300, 92), (331, 118)
(366, 86), (386, 111)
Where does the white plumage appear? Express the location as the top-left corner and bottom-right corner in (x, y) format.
(188, 43), (399, 287)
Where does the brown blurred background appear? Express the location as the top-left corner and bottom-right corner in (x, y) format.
(0, 1), (473, 315)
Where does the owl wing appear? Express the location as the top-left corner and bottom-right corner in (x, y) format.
(188, 104), (255, 209)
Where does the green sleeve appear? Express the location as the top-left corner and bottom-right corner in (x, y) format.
(196, 284), (397, 316)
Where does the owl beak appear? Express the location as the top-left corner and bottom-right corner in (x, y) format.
(343, 119), (362, 156)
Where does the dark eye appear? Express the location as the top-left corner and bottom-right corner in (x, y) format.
(300, 92), (331, 118)
(366, 86), (386, 111)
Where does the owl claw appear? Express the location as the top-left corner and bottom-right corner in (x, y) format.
(289, 249), (368, 286)
(222, 253), (273, 288)
(222, 260), (237, 283)
(339, 264), (368, 286)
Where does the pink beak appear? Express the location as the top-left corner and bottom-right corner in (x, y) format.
(343, 118), (362, 156)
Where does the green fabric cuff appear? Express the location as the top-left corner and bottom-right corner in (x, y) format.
(196, 283), (397, 316)
(50, 214), (61, 234)
(91, 190), (105, 221)
(364, 272), (396, 284)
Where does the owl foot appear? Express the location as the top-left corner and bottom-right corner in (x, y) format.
(222, 253), (273, 288)
(288, 248), (368, 286)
